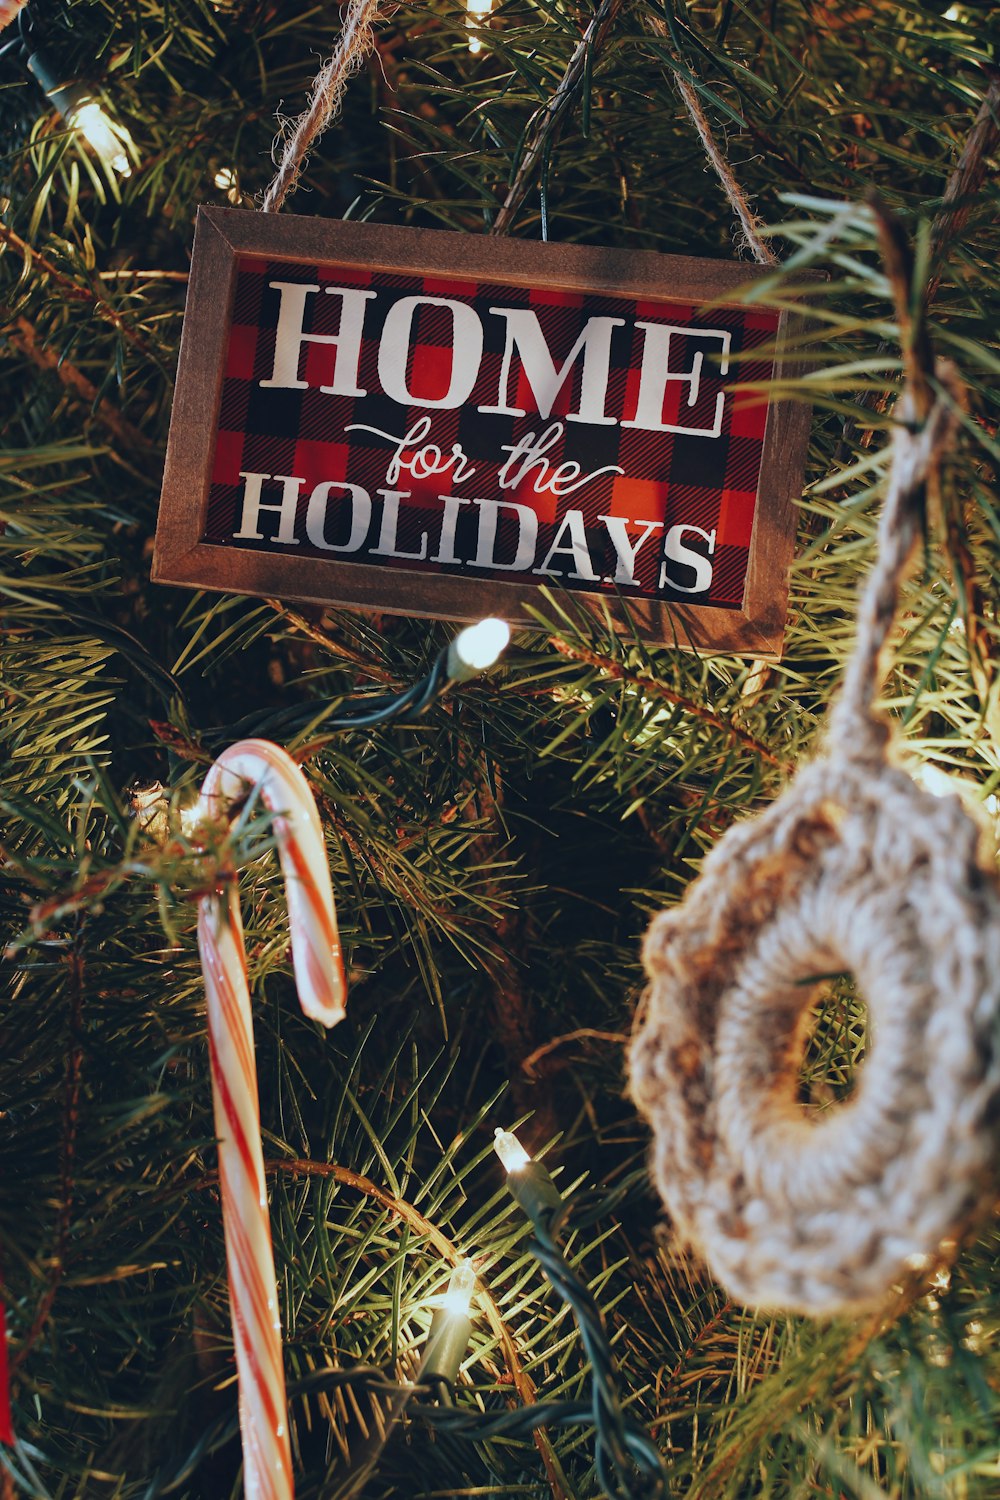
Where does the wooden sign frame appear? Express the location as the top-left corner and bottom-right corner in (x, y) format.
(153, 208), (811, 656)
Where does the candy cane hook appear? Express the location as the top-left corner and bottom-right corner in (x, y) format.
(196, 739), (345, 1500)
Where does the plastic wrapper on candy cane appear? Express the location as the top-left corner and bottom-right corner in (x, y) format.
(196, 739), (346, 1500)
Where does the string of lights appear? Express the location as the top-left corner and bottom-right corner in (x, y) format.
(492, 1128), (668, 1500)
(146, 1132), (666, 1500)
(217, 616), (511, 742)
(176, 621), (668, 1499)
(4, 5), (136, 177)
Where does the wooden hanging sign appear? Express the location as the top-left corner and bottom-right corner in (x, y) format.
(153, 208), (811, 655)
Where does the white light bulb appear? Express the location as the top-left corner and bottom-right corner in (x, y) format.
(214, 166), (237, 191)
(69, 101), (133, 177)
(180, 802), (204, 837)
(439, 1258), (476, 1317)
(452, 618), (510, 674)
(493, 1126), (531, 1174)
(912, 763), (956, 799)
(466, 0), (494, 52)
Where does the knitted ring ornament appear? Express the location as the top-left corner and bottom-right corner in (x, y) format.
(629, 367), (1000, 1316)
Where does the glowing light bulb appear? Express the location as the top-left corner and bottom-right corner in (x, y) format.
(69, 100), (133, 176)
(419, 1257), (477, 1382)
(214, 166), (237, 191)
(440, 1259), (476, 1317)
(466, 0), (493, 52)
(494, 1127), (564, 1225)
(448, 618), (510, 679)
(912, 763), (957, 799)
(180, 802), (204, 837)
(493, 1126), (531, 1174)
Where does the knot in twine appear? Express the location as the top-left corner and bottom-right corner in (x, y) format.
(629, 362), (1000, 1316)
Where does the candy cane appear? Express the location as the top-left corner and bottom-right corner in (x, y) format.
(196, 740), (346, 1500)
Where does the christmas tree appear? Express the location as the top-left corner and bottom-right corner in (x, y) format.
(3, 0), (1000, 1496)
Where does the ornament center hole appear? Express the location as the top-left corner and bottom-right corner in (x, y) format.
(796, 971), (868, 1114)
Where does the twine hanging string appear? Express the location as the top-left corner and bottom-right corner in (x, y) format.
(261, 0), (381, 215)
(643, 13), (776, 267)
(673, 76), (776, 268)
(829, 371), (963, 760)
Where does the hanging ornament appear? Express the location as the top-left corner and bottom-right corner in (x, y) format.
(194, 739), (346, 1499)
(629, 361), (1000, 1316)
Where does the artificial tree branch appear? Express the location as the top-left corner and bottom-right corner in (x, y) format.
(548, 637), (791, 771)
(0, 221), (161, 362)
(9, 943), (84, 1379)
(4, 316), (154, 456)
(490, 0), (624, 236)
(268, 1158), (570, 1500)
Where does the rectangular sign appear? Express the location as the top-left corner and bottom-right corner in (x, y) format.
(154, 210), (810, 654)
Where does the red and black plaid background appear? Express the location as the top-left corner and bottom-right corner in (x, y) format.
(203, 256), (779, 608)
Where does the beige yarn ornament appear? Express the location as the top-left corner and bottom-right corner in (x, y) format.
(629, 364), (1000, 1316)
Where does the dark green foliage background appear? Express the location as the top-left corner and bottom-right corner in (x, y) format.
(2, 1), (1000, 1495)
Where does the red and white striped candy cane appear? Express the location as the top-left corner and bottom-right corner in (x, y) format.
(196, 740), (346, 1500)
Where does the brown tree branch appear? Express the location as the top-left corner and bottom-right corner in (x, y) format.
(0, 221), (161, 362)
(928, 70), (1000, 303)
(548, 636), (791, 771)
(840, 73), (1000, 452)
(245, 1157), (568, 1499)
(5, 316), (154, 456)
(263, 598), (396, 683)
(521, 1028), (629, 1080)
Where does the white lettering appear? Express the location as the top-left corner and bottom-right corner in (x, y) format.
(480, 311), (623, 425)
(498, 421), (623, 497)
(259, 282), (376, 395)
(305, 481), (372, 552)
(371, 489), (428, 561)
(660, 524), (716, 594)
(345, 415), (477, 488)
(598, 516), (664, 586)
(378, 297), (483, 409)
(623, 325), (730, 436)
(430, 495), (471, 565)
(533, 510), (599, 581)
(471, 498), (538, 572)
(233, 471), (303, 545)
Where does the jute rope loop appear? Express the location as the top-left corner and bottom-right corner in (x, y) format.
(261, 0), (380, 215)
(629, 362), (1000, 1316)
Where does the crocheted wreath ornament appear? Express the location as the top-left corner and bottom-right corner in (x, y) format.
(629, 371), (1000, 1316)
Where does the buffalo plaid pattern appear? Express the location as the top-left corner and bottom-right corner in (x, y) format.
(204, 256), (779, 608)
